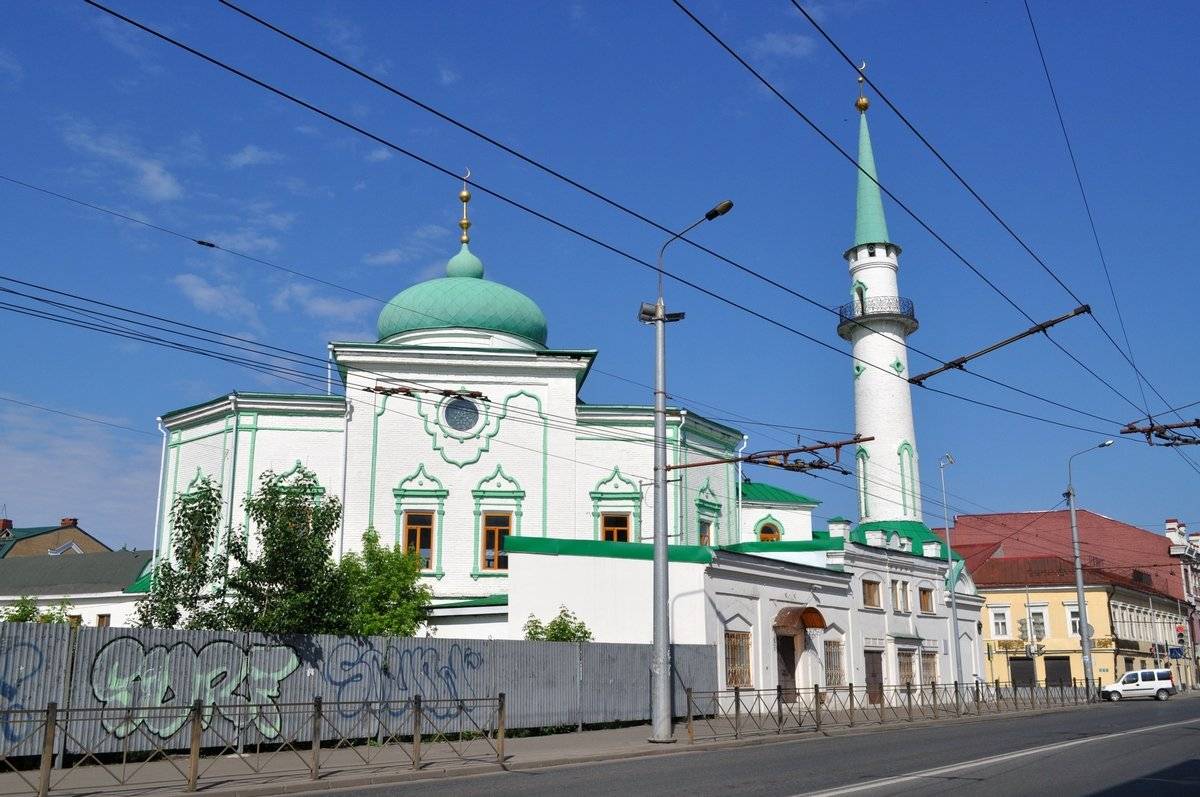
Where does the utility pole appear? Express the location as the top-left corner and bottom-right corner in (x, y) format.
(1066, 440), (1114, 699)
(641, 199), (733, 744)
(939, 454), (963, 684)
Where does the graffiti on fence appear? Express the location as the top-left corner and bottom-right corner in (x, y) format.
(324, 641), (483, 721)
(90, 637), (300, 739)
(0, 640), (44, 743)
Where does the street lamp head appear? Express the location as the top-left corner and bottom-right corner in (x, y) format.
(705, 199), (734, 221)
(1099, 440), (1114, 448)
(939, 453), (955, 467)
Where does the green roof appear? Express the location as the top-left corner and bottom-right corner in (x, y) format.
(505, 536), (714, 563)
(377, 243), (549, 346)
(852, 110), (891, 249)
(723, 538), (845, 554)
(740, 481), (820, 505)
(435, 594), (509, 609)
(850, 520), (962, 561)
(124, 567), (153, 594)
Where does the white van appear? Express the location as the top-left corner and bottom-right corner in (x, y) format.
(1100, 669), (1177, 701)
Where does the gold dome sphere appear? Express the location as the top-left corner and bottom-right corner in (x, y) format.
(855, 95), (870, 112)
(459, 188), (472, 203)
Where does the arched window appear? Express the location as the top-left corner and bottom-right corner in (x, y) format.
(759, 523), (780, 542)
(897, 442), (916, 518)
(856, 447), (870, 519)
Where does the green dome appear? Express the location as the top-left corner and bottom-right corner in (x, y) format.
(377, 244), (548, 346)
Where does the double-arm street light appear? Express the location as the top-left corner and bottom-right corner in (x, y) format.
(1066, 439), (1114, 699)
(640, 199), (733, 743)
(938, 454), (964, 684)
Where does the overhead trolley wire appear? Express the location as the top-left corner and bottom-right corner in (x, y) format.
(793, 0), (1199, 463)
(671, 0), (1156, 424)
(184, 0), (1121, 430)
(67, 3), (1138, 441)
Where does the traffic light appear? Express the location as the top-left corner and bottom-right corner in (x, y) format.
(1178, 625), (1188, 646)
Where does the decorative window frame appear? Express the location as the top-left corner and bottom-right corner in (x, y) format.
(1064, 602), (1081, 638)
(989, 605), (1011, 639)
(392, 463), (448, 579)
(589, 467), (642, 541)
(471, 465), (524, 579)
(754, 514), (784, 541)
(276, 459), (327, 498)
(856, 447), (870, 518)
(897, 442), (916, 518)
(694, 478), (722, 545)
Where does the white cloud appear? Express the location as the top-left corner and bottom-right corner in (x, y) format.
(295, 124), (321, 136)
(172, 273), (260, 326)
(207, 228), (280, 255)
(62, 122), (183, 201)
(0, 398), (160, 549)
(225, 144), (284, 169)
(363, 247), (416, 266)
(748, 32), (816, 60)
(320, 17), (367, 61)
(0, 49), (23, 87)
(272, 283), (376, 322)
(365, 147), (393, 163)
(439, 66), (460, 86)
(364, 223), (450, 265)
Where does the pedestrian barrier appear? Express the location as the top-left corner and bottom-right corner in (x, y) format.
(0, 696), (505, 797)
(684, 679), (1095, 743)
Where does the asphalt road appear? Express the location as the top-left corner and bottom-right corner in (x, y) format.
(323, 698), (1200, 797)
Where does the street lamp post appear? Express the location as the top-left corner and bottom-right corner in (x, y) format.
(1066, 439), (1114, 700)
(939, 454), (964, 684)
(641, 199), (733, 743)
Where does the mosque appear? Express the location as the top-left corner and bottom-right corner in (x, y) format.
(152, 89), (983, 693)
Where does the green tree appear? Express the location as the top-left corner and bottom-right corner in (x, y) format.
(338, 527), (432, 636)
(1, 596), (72, 624)
(134, 475), (225, 629)
(222, 466), (352, 634)
(523, 606), (593, 642)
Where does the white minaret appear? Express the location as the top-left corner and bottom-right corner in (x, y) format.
(837, 83), (922, 526)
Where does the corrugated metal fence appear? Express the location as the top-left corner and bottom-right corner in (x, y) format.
(0, 624), (715, 757)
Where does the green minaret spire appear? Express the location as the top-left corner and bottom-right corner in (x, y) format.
(853, 97), (891, 248)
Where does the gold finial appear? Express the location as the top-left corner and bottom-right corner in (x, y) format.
(458, 168), (472, 244)
(855, 60), (870, 112)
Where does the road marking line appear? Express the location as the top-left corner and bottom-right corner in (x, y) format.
(791, 716), (1200, 797)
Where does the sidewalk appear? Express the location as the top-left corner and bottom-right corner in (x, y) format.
(0, 696), (1148, 797)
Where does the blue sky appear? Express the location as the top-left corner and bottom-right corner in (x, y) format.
(1, 1), (1197, 549)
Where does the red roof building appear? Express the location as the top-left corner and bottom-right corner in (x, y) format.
(936, 509), (1183, 602)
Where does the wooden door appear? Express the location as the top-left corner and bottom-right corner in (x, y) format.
(777, 635), (797, 701)
(1010, 657), (1036, 687)
(864, 650), (884, 704)
(1044, 656), (1072, 687)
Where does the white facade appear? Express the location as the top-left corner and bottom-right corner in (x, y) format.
(0, 592), (141, 628)
(145, 104), (983, 691)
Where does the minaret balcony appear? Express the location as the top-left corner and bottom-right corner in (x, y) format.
(837, 296), (918, 339)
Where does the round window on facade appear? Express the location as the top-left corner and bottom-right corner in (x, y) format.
(443, 396), (480, 431)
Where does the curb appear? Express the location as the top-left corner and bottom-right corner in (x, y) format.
(185, 699), (1113, 797)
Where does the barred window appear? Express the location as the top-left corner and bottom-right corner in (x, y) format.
(897, 650), (915, 685)
(824, 639), (845, 687)
(921, 651), (939, 683)
(724, 630), (752, 688)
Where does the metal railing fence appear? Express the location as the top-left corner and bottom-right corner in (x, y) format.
(0, 695), (505, 797)
(684, 679), (1095, 743)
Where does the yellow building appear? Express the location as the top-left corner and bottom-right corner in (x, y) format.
(974, 556), (1194, 688)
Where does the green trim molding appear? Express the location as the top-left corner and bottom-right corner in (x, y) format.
(434, 594), (509, 609)
(753, 514), (785, 541)
(589, 467), (642, 541)
(504, 535), (714, 563)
